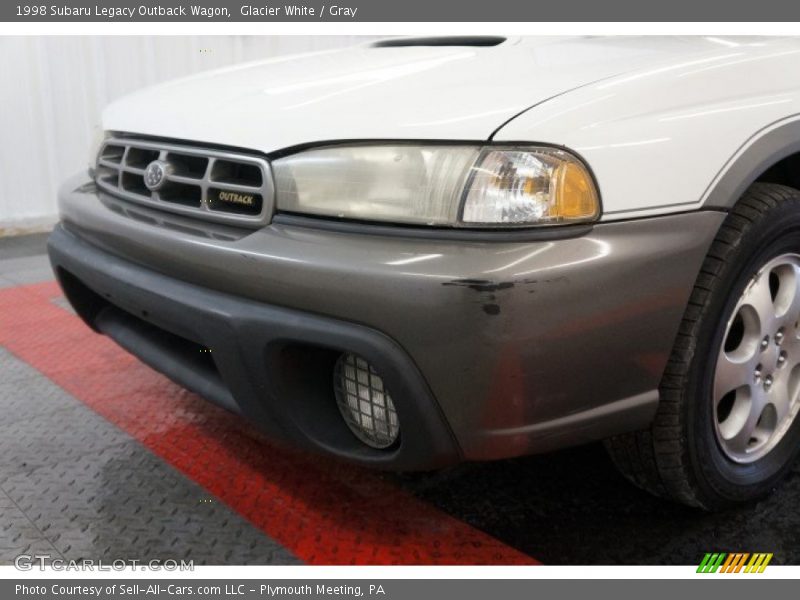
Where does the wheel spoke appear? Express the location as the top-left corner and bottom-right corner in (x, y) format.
(770, 384), (791, 424)
(714, 353), (754, 400)
(713, 253), (800, 463)
(743, 272), (777, 333)
(725, 388), (765, 455)
(784, 264), (800, 319)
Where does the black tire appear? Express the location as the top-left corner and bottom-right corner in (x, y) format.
(605, 183), (800, 509)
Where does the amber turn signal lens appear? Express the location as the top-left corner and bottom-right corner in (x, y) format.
(555, 160), (600, 220)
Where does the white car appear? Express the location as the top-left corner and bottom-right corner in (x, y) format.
(49, 36), (800, 509)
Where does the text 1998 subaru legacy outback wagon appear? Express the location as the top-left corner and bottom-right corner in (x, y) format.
(49, 36), (800, 509)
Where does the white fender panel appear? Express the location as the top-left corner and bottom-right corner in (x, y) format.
(494, 38), (800, 220)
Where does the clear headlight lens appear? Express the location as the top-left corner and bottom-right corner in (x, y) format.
(461, 149), (599, 225)
(272, 145), (599, 228)
(273, 145), (480, 226)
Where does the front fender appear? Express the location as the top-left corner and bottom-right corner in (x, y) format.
(493, 39), (800, 219)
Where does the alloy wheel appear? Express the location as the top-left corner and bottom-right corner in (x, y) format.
(713, 253), (800, 463)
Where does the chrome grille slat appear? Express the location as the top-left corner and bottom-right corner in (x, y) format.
(95, 137), (274, 228)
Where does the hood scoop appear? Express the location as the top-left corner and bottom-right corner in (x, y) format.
(372, 36), (506, 48)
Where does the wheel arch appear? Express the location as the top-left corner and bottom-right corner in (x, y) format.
(705, 117), (800, 210)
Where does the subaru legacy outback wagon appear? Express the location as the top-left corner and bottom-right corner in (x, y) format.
(49, 36), (800, 509)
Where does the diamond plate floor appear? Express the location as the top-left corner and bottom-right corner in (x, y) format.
(0, 348), (300, 565)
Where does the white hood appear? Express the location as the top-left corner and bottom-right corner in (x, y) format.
(103, 36), (751, 153)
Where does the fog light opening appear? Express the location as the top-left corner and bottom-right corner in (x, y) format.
(333, 353), (400, 449)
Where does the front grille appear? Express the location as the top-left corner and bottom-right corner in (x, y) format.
(95, 137), (274, 227)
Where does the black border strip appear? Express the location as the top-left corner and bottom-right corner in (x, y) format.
(272, 213), (594, 242)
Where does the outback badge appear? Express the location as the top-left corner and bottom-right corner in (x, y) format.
(216, 190), (255, 206)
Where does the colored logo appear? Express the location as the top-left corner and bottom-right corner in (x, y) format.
(697, 552), (773, 573)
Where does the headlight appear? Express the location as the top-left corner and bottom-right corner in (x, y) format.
(461, 149), (599, 225)
(272, 145), (599, 228)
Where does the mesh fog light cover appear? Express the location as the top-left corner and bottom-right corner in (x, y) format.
(333, 353), (400, 449)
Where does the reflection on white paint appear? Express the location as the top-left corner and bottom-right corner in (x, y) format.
(272, 52), (475, 110)
(265, 52), (472, 95)
(575, 137), (671, 152)
(401, 106), (526, 128)
(676, 49), (800, 79)
(594, 53), (743, 90)
(659, 97), (794, 122)
(704, 37), (742, 48)
(521, 94), (616, 129)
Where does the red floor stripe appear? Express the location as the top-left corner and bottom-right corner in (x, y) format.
(0, 281), (537, 565)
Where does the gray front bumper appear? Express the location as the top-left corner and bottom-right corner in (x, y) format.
(55, 173), (726, 464)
